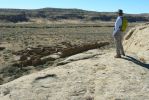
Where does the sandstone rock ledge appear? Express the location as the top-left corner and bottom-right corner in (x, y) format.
(0, 48), (149, 100)
(124, 23), (149, 64)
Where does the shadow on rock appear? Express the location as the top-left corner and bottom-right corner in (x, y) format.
(122, 55), (149, 69)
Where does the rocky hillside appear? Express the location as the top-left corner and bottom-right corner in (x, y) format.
(0, 23), (149, 100)
(0, 8), (149, 22)
(124, 23), (149, 64)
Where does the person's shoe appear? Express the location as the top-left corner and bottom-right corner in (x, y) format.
(114, 55), (121, 58)
(122, 53), (125, 56)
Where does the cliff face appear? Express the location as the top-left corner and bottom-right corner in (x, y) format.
(124, 23), (149, 63)
(0, 24), (149, 100)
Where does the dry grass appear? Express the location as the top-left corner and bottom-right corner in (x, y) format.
(0, 23), (114, 51)
(0, 22), (137, 65)
(0, 22), (137, 85)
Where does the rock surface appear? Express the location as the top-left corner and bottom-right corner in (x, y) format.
(0, 48), (149, 100)
(124, 23), (149, 63)
(0, 24), (149, 100)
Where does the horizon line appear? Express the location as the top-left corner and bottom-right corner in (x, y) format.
(0, 7), (148, 15)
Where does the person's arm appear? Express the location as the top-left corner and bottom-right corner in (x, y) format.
(113, 17), (122, 36)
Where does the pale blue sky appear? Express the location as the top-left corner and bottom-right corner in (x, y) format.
(0, 0), (148, 14)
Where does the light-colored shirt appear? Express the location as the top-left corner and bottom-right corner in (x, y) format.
(113, 16), (122, 36)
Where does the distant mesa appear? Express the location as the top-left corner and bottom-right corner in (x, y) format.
(0, 8), (149, 23)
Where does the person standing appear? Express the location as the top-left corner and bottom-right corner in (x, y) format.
(113, 9), (125, 58)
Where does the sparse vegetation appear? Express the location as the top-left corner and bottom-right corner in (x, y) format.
(0, 22), (114, 84)
(0, 12), (140, 85)
(0, 8), (149, 23)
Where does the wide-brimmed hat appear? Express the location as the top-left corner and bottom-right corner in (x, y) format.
(117, 9), (123, 14)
